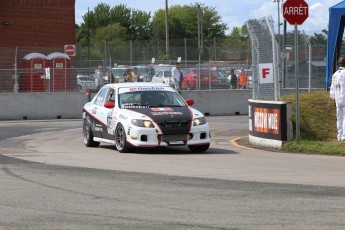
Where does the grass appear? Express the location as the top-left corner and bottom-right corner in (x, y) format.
(281, 90), (345, 155)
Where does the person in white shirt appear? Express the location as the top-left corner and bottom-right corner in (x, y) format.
(94, 65), (104, 88)
(171, 63), (182, 90)
(330, 56), (345, 141)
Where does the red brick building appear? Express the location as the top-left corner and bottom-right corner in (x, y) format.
(0, 0), (76, 92)
(0, 0), (75, 47)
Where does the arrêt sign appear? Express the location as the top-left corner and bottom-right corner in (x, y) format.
(283, 0), (309, 25)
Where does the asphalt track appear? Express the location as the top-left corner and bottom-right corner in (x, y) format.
(1, 116), (345, 188)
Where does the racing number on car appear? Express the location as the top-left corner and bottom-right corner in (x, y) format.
(107, 110), (117, 135)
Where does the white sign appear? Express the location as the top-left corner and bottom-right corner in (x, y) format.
(259, 63), (273, 84)
(177, 57), (181, 63)
(151, 58), (156, 64)
(45, 67), (50, 79)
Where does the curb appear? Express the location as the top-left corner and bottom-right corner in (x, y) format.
(229, 135), (257, 150)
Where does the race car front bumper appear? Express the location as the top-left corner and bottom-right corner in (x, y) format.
(126, 124), (211, 147)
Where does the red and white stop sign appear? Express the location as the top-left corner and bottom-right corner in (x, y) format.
(283, 0), (308, 25)
(64, 45), (76, 57)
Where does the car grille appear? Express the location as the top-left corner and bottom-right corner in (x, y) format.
(161, 134), (187, 142)
(157, 120), (190, 128)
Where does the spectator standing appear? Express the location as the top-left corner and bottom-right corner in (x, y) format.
(229, 69), (238, 89)
(95, 65), (104, 89)
(171, 63), (182, 90)
(125, 70), (133, 82)
(238, 68), (247, 89)
(105, 68), (113, 84)
(330, 56), (345, 141)
(131, 67), (140, 82)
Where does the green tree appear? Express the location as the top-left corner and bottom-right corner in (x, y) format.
(109, 4), (131, 28)
(91, 23), (127, 43)
(309, 29), (327, 46)
(151, 4), (227, 40)
(225, 26), (249, 48)
(128, 10), (151, 40)
(76, 3), (151, 43)
(76, 3), (114, 43)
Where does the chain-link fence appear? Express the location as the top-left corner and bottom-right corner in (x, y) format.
(0, 35), (326, 93)
(247, 16), (281, 101)
(247, 16), (327, 101)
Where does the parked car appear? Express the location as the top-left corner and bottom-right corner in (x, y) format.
(77, 75), (95, 90)
(82, 82), (211, 153)
(151, 70), (173, 85)
(153, 64), (173, 73)
(181, 68), (219, 90)
(214, 69), (229, 88)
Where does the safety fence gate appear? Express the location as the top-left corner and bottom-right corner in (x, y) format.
(246, 16), (281, 101)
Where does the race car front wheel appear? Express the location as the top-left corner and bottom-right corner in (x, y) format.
(83, 120), (100, 147)
(188, 144), (210, 153)
(115, 124), (130, 153)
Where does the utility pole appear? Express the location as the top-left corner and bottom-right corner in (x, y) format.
(165, 0), (169, 59)
(87, 7), (90, 62)
(197, 3), (201, 90)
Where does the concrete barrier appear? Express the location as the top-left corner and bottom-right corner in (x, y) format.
(0, 88), (316, 120)
(180, 89), (252, 116)
(0, 92), (87, 120)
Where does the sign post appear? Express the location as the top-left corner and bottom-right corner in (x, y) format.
(283, 0), (308, 141)
(45, 67), (51, 93)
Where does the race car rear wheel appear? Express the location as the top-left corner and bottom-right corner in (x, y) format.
(115, 124), (130, 153)
(188, 144), (210, 152)
(83, 120), (100, 147)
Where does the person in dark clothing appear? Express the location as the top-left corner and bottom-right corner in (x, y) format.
(229, 69), (238, 89)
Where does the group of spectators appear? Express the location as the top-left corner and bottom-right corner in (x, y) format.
(94, 64), (249, 91)
(229, 68), (248, 89)
(94, 63), (184, 90)
(94, 66), (141, 89)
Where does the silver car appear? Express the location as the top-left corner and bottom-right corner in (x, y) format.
(151, 70), (173, 85)
(77, 75), (96, 90)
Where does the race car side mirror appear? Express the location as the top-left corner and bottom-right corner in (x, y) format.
(185, 99), (194, 106)
(104, 101), (115, 109)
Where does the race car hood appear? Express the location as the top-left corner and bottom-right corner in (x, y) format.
(125, 106), (193, 135)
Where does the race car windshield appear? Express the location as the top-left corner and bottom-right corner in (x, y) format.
(119, 90), (186, 108)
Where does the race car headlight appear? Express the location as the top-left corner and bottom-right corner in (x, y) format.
(131, 119), (154, 128)
(193, 117), (207, 126)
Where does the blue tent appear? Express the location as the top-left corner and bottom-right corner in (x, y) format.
(326, 1), (345, 88)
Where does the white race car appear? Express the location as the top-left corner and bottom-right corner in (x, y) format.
(82, 82), (211, 153)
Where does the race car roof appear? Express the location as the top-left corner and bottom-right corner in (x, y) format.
(106, 82), (175, 93)
(109, 82), (168, 88)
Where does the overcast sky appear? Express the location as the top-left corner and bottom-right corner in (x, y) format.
(75, 0), (341, 35)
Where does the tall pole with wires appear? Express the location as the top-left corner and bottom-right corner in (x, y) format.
(197, 3), (204, 90)
(165, 0), (170, 59)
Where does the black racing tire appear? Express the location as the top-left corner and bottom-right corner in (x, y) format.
(115, 124), (131, 153)
(188, 144), (210, 153)
(83, 120), (100, 147)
